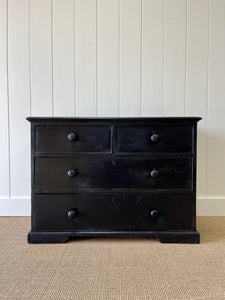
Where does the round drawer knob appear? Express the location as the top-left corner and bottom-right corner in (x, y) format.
(150, 169), (159, 178)
(67, 169), (77, 177)
(150, 133), (159, 143)
(68, 209), (78, 219)
(150, 208), (159, 218)
(67, 132), (77, 141)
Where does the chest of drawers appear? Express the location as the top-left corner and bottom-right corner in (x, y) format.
(27, 117), (201, 243)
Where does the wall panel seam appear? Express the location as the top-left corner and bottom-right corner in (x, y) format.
(140, 0), (142, 117)
(73, 0), (76, 116)
(6, 0), (11, 197)
(28, 0), (32, 117)
(96, 0), (98, 117)
(206, 0), (210, 199)
(118, 0), (120, 117)
(162, 0), (165, 116)
(51, 0), (54, 116)
(184, 0), (188, 116)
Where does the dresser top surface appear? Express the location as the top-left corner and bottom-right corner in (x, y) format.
(27, 117), (201, 123)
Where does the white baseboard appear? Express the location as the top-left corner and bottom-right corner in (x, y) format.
(197, 197), (225, 216)
(0, 197), (31, 216)
(0, 196), (224, 216)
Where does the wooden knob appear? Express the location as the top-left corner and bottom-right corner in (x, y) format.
(150, 169), (159, 178)
(68, 209), (78, 219)
(67, 132), (77, 141)
(150, 208), (159, 218)
(150, 133), (159, 143)
(67, 169), (77, 177)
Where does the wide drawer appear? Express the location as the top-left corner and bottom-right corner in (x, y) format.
(116, 126), (193, 153)
(32, 193), (194, 232)
(35, 125), (112, 153)
(35, 157), (193, 191)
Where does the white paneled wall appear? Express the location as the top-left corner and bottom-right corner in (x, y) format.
(75, 0), (97, 116)
(0, 0), (9, 199)
(30, 0), (52, 116)
(8, 0), (30, 198)
(53, 0), (75, 116)
(97, 0), (119, 116)
(142, 0), (163, 116)
(0, 0), (225, 216)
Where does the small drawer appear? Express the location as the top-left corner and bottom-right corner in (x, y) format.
(34, 157), (193, 191)
(116, 126), (193, 153)
(35, 125), (112, 153)
(32, 193), (194, 232)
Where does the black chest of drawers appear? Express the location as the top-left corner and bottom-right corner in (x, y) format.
(27, 117), (201, 243)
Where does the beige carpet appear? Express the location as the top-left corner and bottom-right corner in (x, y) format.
(0, 217), (225, 300)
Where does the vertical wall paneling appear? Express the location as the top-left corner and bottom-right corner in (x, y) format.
(120, 0), (141, 117)
(8, 0), (30, 197)
(30, 0), (52, 116)
(142, 0), (164, 116)
(207, 0), (225, 197)
(2, 0), (225, 215)
(97, 0), (119, 117)
(53, 0), (75, 116)
(75, 0), (97, 116)
(186, 0), (209, 198)
(0, 0), (9, 197)
(164, 0), (186, 116)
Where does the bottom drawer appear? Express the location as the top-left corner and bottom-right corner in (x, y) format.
(32, 193), (194, 232)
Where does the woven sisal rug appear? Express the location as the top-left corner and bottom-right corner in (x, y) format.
(0, 217), (225, 299)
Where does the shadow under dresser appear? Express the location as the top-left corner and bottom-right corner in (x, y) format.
(27, 117), (201, 243)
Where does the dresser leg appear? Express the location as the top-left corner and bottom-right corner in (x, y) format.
(157, 231), (200, 244)
(28, 231), (71, 244)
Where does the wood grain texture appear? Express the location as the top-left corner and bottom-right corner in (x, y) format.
(34, 156), (193, 191)
(116, 125), (193, 153)
(0, 0), (9, 197)
(35, 124), (112, 153)
(28, 117), (199, 243)
(32, 193), (194, 232)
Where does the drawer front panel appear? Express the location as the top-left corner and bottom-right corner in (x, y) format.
(35, 125), (112, 153)
(35, 157), (193, 191)
(33, 193), (194, 231)
(116, 126), (193, 153)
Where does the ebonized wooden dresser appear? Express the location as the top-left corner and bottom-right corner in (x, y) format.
(27, 117), (201, 243)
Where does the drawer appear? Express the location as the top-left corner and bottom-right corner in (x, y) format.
(116, 126), (193, 153)
(35, 157), (193, 191)
(35, 125), (112, 153)
(32, 193), (194, 232)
